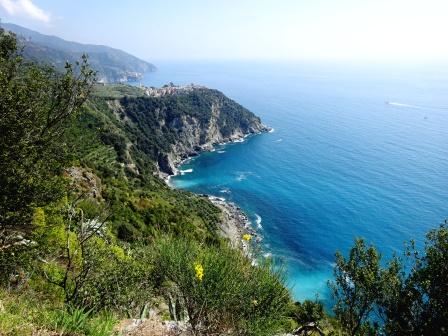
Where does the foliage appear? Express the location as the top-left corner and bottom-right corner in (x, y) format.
(329, 239), (382, 335)
(42, 202), (153, 313)
(330, 222), (448, 335)
(291, 299), (325, 325)
(380, 221), (448, 335)
(153, 236), (291, 335)
(0, 27), (95, 238)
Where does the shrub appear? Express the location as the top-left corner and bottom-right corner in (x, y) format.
(42, 202), (153, 314)
(154, 236), (291, 335)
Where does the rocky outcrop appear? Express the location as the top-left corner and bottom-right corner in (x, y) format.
(156, 89), (269, 175)
(117, 85), (270, 176)
(64, 167), (103, 200)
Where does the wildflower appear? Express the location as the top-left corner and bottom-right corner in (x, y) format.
(252, 299), (259, 306)
(194, 262), (204, 281)
(242, 234), (252, 241)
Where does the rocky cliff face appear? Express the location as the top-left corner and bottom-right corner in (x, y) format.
(158, 101), (268, 175)
(116, 85), (269, 175)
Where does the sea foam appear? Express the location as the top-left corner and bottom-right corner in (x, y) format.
(180, 168), (193, 175)
(255, 214), (262, 229)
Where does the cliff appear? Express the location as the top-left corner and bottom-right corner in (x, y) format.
(115, 84), (270, 175)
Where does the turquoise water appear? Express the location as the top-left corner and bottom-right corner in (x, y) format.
(140, 61), (448, 303)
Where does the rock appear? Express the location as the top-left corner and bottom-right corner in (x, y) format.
(64, 167), (103, 200)
(157, 153), (176, 176)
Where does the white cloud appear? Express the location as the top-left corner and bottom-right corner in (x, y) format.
(0, 0), (50, 23)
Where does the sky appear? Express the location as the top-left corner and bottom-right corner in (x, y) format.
(0, 0), (447, 62)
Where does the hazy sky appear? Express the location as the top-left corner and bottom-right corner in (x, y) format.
(1, 0), (447, 62)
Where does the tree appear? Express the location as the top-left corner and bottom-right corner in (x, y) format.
(330, 223), (448, 336)
(328, 239), (381, 335)
(382, 222), (448, 335)
(290, 299), (325, 336)
(0, 28), (95, 243)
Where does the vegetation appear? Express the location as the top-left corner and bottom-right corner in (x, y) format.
(0, 28), (93, 237)
(2, 22), (156, 83)
(329, 221), (448, 335)
(153, 237), (291, 335)
(118, 87), (263, 165)
(0, 28), (290, 335)
(0, 27), (446, 336)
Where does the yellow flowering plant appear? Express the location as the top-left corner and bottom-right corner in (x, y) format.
(242, 234), (252, 241)
(194, 262), (204, 281)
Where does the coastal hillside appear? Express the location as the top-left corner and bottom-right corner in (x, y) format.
(1, 25), (446, 336)
(1, 22), (156, 83)
(66, 83), (268, 241)
(1, 27), (294, 335)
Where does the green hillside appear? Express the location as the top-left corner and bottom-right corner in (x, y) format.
(1, 22), (156, 83)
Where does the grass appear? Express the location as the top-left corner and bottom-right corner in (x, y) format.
(0, 288), (117, 336)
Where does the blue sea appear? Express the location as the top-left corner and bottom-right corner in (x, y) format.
(139, 61), (448, 304)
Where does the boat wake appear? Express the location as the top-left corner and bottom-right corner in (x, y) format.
(387, 102), (422, 109)
(387, 101), (448, 110)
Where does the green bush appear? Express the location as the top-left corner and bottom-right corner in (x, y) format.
(154, 236), (291, 335)
(40, 203), (153, 313)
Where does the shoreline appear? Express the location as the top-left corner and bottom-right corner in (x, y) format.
(208, 196), (261, 254)
(161, 130), (269, 253)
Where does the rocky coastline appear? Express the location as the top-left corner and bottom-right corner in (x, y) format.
(208, 196), (261, 254)
(159, 126), (271, 180)
(161, 129), (268, 254)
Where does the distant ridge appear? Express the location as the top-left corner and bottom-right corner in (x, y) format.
(2, 22), (156, 83)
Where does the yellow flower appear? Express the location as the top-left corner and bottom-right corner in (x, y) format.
(252, 299), (259, 306)
(194, 262), (204, 281)
(242, 234), (252, 241)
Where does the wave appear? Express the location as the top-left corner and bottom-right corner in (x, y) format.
(255, 213), (262, 229)
(180, 168), (193, 175)
(275, 138), (283, 142)
(269, 128), (275, 133)
(217, 150), (226, 153)
(219, 188), (231, 194)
